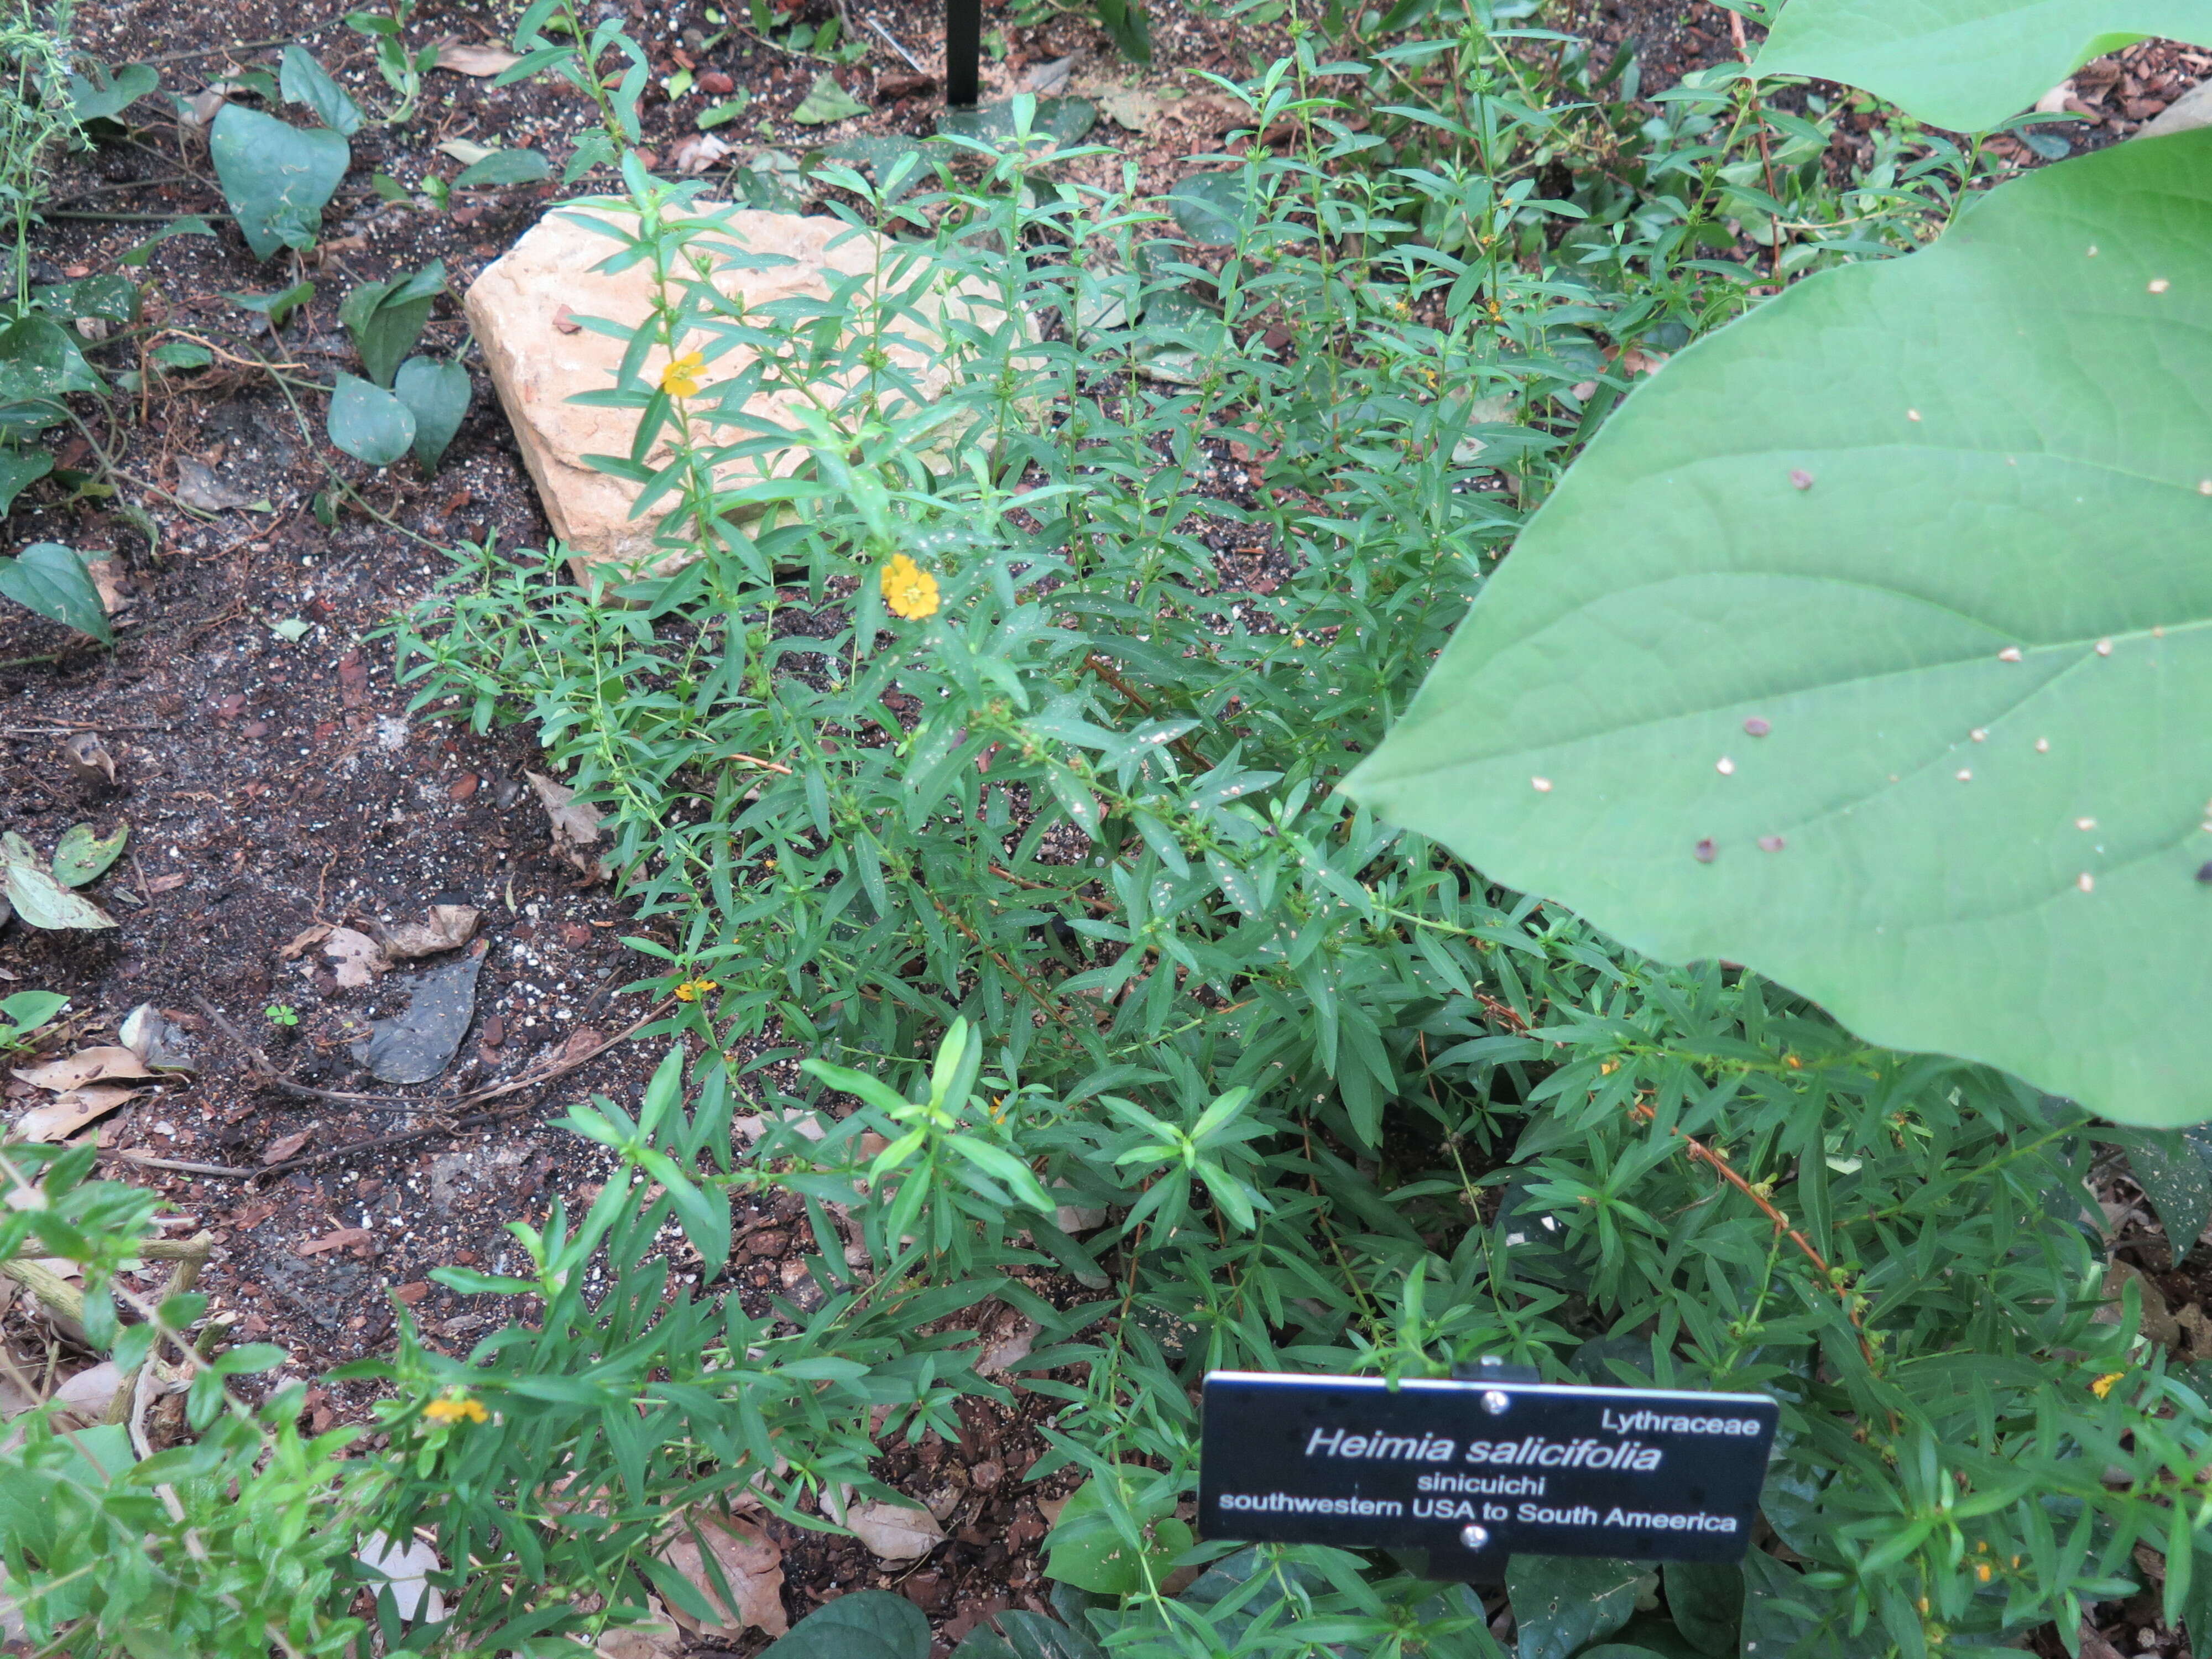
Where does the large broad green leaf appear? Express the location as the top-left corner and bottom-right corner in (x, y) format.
(1757, 0), (2212, 133)
(0, 315), (101, 403)
(0, 543), (112, 643)
(278, 44), (366, 137)
(208, 105), (349, 260)
(0, 447), (52, 516)
(1506, 1556), (1646, 1659)
(758, 1590), (929, 1659)
(1342, 132), (2212, 1128)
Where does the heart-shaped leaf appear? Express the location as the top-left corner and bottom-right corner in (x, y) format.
(328, 373), (417, 466)
(51, 822), (128, 888)
(0, 314), (100, 402)
(1343, 133), (2212, 1126)
(278, 44), (365, 137)
(3, 862), (118, 930)
(791, 71), (868, 124)
(1758, 0), (2212, 134)
(394, 358), (469, 472)
(1507, 1557), (1647, 1659)
(758, 1590), (928, 1659)
(340, 262), (445, 388)
(0, 542), (112, 643)
(0, 446), (52, 517)
(209, 105), (349, 260)
(66, 60), (160, 125)
(451, 147), (551, 187)
(1167, 171), (1250, 246)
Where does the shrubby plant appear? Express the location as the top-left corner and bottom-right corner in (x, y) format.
(1, 7), (2205, 1658)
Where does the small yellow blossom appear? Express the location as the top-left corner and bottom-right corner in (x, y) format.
(423, 1391), (488, 1425)
(1975, 1563), (1993, 1583)
(2091, 1371), (2125, 1399)
(660, 351), (707, 399)
(672, 976), (719, 1003)
(881, 553), (940, 620)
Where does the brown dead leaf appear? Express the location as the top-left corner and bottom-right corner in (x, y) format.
(841, 1493), (945, 1562)
(596, 1599), (685, 1659)
(143, 872), (187, 895)
(81, 556), (131, 619)
(263, 1129), (313, 1164)
(58, 731), (115, 787)
(660, 1511), (787, 1639)
(279, 924), (333, 960)
(977, 1314), (1040, 1377)
(552, 304), (582, 335)
(297, 1227), (373, 1256)
(12, 1047), (153, 1092)
(430, 38), (522, 75)
(374, 904), (481, 960)
(14, 1084), (141, 1144)
(668, 132), (733, 175)
(323, 927), (387, 988)
(525, 771), (611, 882)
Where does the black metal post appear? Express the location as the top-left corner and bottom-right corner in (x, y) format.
(945, 0), (980, 107)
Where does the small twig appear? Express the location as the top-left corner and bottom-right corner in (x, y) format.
(1082, 654), (1209, 770)
(867, 15), (926, 71)
(1627, 1100), (1876, 1365)
(99, 1149), (255, 1178)
(108, 1231), (211, 1437)
(0, 723), (175, 735)
(724, 751), (794, 774)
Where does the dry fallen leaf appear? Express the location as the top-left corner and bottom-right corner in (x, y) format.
(842, 1495), (945, 1562)
(48, 1361), (122, 1428)
(118, 1004), (195, 1072)
(977, 1314), (1040, 1377)
(374, 904), (481, 960)
(14, 1084), (142, 1144)
(297, 1227), (373, 1257)
(525, 771), (612, 882)
(596, 1599), (685, 1659)
(430, 38), (523, 75)
(660, 1511), (787, 1638)
(324, 927), (387, 988)
(80, 556), (131, 619)
(12, 1047), (153, 1092)
(1098, 87), (1160, 132)
(263, 1129), (313, 1164)
(668, 132), (733, 174)
(357, 1532), (445, 1623)
(279, 924), (333, 960)
(174, 457), (262, 514)
(58, 731), (115, 788)
(142, 871), (187, 895)
(1024, 52), (1080, 95)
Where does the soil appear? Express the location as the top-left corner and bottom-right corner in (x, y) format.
(4, 0), (2210, 1651)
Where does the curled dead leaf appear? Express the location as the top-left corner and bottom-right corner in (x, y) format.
(429, 37), (522, 75)
(279, 924), (333, 960)
(525, 771), (612, 883)
(659, 1510), (787, 1638)
(323, 927), (387, 988)
(373, 904), (481, 959)
(58, 731), (115, 787)
(13, 1084), (142, 1144)
(263, 1129), (313, 1164)
(12, 1047), (153, 1092)
(832, 1487), (945, 1562)
(297, 1227), (373, 1256)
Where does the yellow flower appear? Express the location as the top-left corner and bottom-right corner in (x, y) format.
(881, 553), (940, 620)
(672, 976), (718, 1003)
(2091, 1371), (2125, 1399)
(422, 1391), (488, 1425)
(660, 351), (707, 399)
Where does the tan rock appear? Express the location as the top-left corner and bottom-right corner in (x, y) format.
(464, 205), (1022, 585)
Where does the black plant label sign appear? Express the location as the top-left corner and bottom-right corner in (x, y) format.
(1198, 1372), (1777, 1578)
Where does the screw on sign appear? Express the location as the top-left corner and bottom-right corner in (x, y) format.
(1197, 1358), (1777, 1582)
